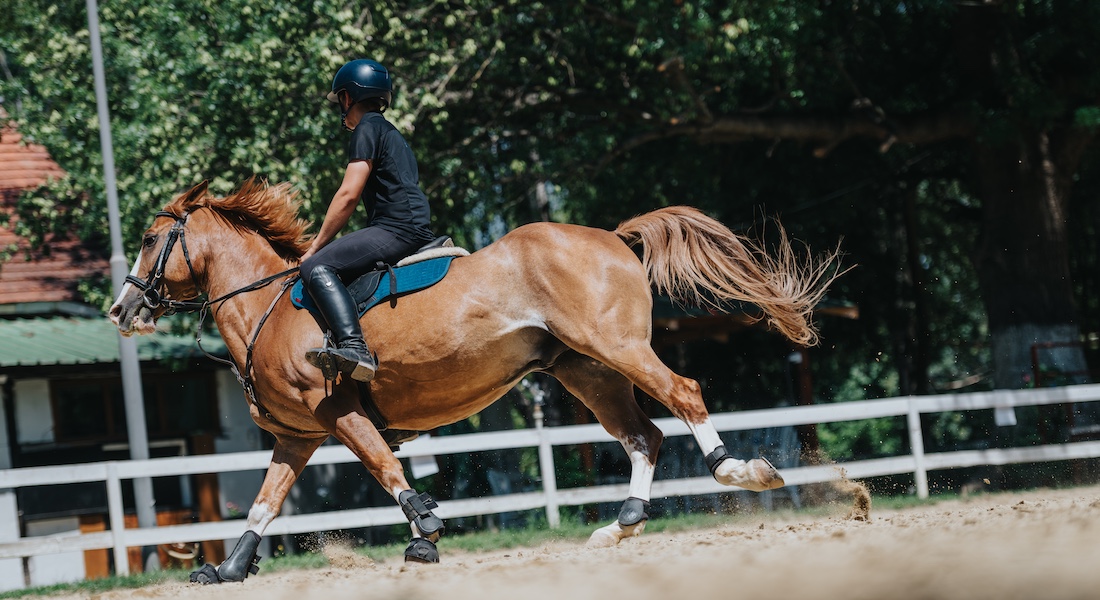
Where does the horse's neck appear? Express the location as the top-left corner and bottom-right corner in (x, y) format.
(201, 231), (295, 348)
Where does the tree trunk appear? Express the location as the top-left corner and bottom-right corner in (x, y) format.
(972, 130), (1089, 389)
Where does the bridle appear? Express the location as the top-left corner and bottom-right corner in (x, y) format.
(125, 211), (205, 313)
(125, 210), (298, 315)
(126, 209), (312, 434)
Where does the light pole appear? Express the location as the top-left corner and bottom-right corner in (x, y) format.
(85, 0), (159, 571)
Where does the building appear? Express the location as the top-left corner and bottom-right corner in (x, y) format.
(0, 118), (267, 589)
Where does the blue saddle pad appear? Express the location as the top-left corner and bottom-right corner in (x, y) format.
(291, 256), (456, 318)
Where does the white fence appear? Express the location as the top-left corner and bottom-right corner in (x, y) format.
(2, 383), (1100, 577)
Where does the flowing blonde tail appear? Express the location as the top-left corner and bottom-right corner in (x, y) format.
(614, 206), (842, 346)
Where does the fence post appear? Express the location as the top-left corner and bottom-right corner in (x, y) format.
(0, 383), (24, 591)
(106, 463), (129, 576)
(533, 402), (560, 528)
(906, 399), (929, 499)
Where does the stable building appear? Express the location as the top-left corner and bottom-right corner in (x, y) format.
(0, 119), (267, 589)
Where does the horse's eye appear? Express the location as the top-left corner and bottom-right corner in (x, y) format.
(143, 234), (157, 248)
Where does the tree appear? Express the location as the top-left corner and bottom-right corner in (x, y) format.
(455, 1), (1100, 392)
(4, 0), (1098, 398)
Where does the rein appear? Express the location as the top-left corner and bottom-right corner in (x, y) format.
(127, 210), (311, 434)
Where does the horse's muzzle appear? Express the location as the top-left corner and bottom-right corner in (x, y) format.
(109, 294), (158, 336)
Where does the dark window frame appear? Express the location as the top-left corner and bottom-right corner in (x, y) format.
(49, 371), (221, 444)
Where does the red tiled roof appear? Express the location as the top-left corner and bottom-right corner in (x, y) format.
(0, 121), (108, 307)
(0, 128), (65, 189)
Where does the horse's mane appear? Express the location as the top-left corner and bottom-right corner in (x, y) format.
(165, 177), (312, 260)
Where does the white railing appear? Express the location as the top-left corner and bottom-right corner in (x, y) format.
(2, 383), (1100, 577)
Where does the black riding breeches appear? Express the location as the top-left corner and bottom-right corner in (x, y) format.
(300, 226), (424, 287)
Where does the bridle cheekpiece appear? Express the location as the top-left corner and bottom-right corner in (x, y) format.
(125, 211), (205, 314)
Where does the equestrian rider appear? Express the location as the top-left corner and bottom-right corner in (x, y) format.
(299, 59), (436, 382)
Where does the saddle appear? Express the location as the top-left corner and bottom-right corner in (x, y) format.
(291, 236), (468, 450)
(290, 235), (469, 318)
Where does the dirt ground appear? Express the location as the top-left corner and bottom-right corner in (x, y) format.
(67, 484), (1100, 600)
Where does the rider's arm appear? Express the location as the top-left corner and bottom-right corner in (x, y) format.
(301, 160), (372, 263)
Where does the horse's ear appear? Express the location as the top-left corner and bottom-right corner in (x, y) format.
(181, 180), (209, 205)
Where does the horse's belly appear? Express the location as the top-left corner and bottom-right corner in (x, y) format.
(367, 327), (551, 431)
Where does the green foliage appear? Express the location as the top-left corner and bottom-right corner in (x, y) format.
(2, 0), (1098, 419)
(819, 416), (906, 461)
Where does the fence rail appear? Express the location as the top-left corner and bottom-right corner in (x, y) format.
(2, 383), (1100, 576)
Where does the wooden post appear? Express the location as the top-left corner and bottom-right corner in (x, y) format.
(78, 515), (110, 579)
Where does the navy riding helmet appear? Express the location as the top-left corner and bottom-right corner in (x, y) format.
(328, 59), (393, 111)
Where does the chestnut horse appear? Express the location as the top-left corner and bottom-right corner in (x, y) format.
(109, 179), (837, 583)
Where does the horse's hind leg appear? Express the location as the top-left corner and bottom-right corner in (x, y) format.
(548, 352), (664, 547)
(191, 433), (327, 584)
(582, 341), (783, 493)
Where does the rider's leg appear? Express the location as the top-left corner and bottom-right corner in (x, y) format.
(303, 264), (377, 382)
(299, 227), (426, 382)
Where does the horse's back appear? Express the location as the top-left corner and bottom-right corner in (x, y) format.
(482, 220), (647, 286)
(452, 220), (655, 342)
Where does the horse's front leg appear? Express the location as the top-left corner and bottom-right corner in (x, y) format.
(313, 389), (445, 563)
(190, 433), (327, 584)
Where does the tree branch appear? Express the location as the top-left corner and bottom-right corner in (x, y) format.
(658, 57), (713, 124)
(595, 110), (977, 173)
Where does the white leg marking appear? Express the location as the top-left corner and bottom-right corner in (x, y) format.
(625, 436), (655, 501)
(587, 435), (654, 548)
(687, 418), (782, 491)
(245, 502), (278, 536)
(687, 417), (725, 456)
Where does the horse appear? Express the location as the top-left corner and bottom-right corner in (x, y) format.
(109, 178), (839, 583)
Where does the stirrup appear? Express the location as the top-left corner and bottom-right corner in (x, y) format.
(330, 345), (377, 382)
(305, 340), (376, 382)
(305, 346), (340, 381)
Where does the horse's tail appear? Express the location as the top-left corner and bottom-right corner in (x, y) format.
(614, 206), (842, 346)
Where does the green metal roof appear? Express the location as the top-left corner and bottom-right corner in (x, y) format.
(0, 316), (226, 368)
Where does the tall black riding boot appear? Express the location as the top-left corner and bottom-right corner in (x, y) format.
(304, 265), (378, 382)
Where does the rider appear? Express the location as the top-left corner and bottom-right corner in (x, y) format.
(299, 58), (436, 382)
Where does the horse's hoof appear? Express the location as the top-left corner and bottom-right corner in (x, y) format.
(189, 563), (221, 585)
(404, 537), (439, 564)
(749, 457), (785, 490)
(586, 523), (623, 548)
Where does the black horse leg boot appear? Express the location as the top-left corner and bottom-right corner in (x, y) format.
(304, 265), (378, 382)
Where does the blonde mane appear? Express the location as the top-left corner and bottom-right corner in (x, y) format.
(165, 177), (312, 260)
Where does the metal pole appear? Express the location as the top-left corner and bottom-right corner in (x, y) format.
(86, 0), (159, 569)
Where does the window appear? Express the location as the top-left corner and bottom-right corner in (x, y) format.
(51, 372), (219, 443)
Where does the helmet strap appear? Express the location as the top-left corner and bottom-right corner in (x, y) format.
(339, 91), (354, 131)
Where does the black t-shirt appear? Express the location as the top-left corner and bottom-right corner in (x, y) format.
(348, 112), (434, 242)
